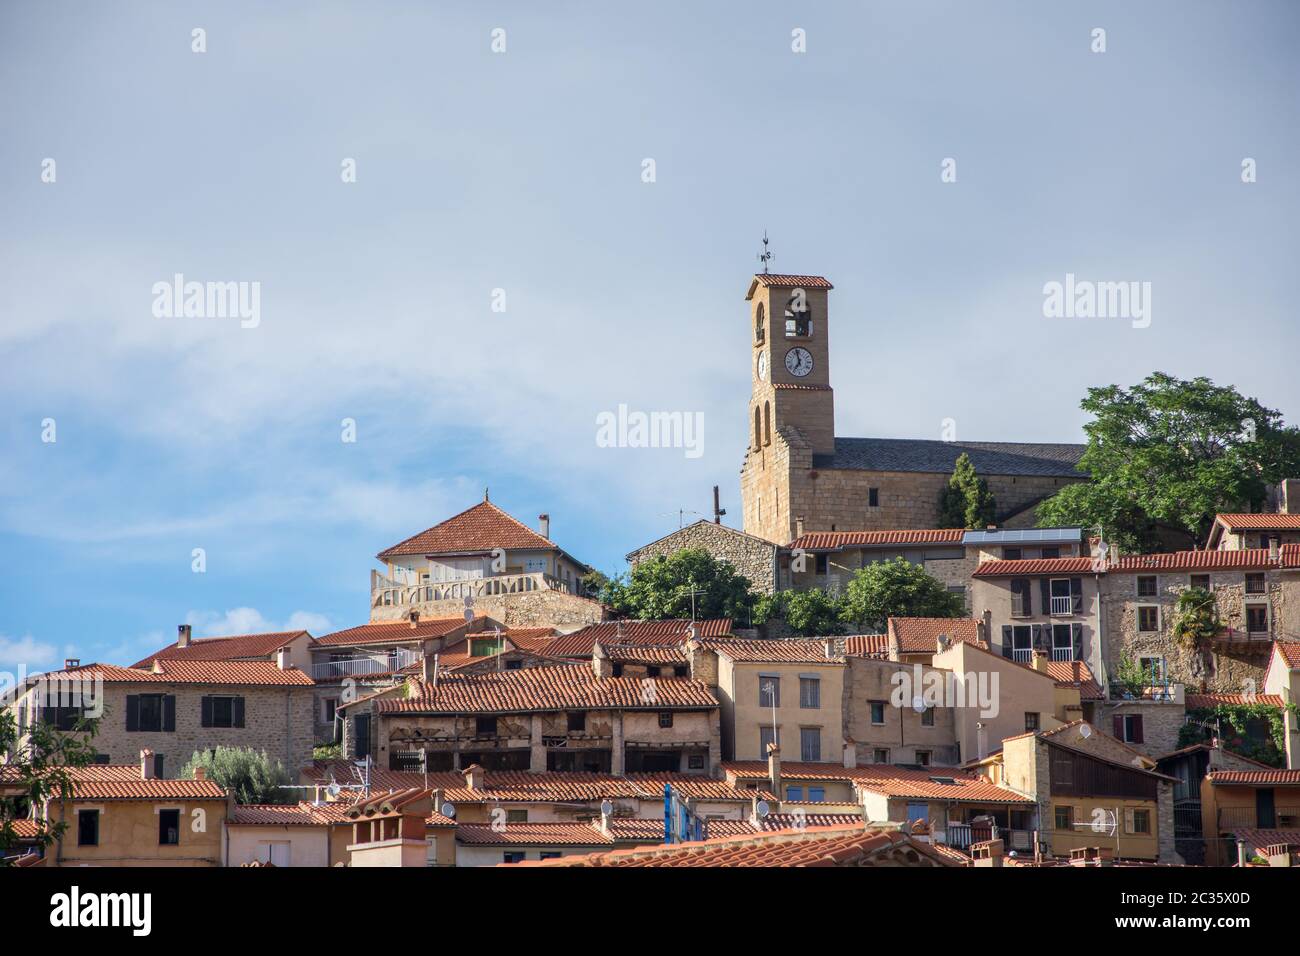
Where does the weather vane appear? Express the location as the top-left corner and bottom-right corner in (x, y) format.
(757, 231), (773, 274)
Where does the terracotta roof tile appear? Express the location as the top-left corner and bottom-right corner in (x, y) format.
(701, 637), (844, 664)
(888, 617), (982, 654)
(132, 630), (309, 668)
(377, 500), (562, 560)
(232, 802), (353, 826)
(788, 529), (965, 551)
(545, 620), (731, 658)
(33, 660), (312, 687)
(1113, 549), (1280, 572)
(1208, 770), (1300, 786)
(843, 634), (889, 658)
(1216, 514), (1300, 531)
(63, 766), (227, 801)
(1041, 660), (1104, 699)
(973, 557), (1097, 577)
(748, 273), (833, 291)
(315, 616), (470, 647)
(1187, 693), (1285, 709)
(1274, 641), (1300, 668)
(595, 643), (688, 664)
(722, 761), (1032, 805)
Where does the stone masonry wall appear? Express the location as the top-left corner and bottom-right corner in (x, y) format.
(627, 521), (778, 595)
(370, 588), (605, 629)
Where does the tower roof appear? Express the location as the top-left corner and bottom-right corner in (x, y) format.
(745, 274), (833, 299)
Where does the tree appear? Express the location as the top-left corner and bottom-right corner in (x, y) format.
(600, 548), (758, 622)
(180, 747), (293, 805)
(937, 453), (997, 529)
(0, 708), (99, 863)
(1036, 373), (1300, 549)
(839, 558), (964, 632)
(580, 568), (610, 600)
(755, 588), (845, 636)
(1172, 586), (1222, 650)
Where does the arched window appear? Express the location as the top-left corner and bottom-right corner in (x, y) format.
(754, 406), (762, 450)
(763, 401), (772, 446)
(755, 303), (766, 344)
(784, 292), (813, 337)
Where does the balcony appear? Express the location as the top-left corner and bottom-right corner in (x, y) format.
(1050, 596), (1073, 616)
(312, 648), (422, 680)
(371, 570), (577, 609)
(1010, 648), (1033, 664)
(1217, 806), (1300, 830)
(1050, 647), (1077, 662)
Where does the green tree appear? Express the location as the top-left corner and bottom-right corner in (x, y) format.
(937, 452), (997, 529)
(1113, 650), (1149, 700)
(580, 568), (610, 600)
(600, 548), (758, 622)
(0, 707), (99, 863)
(180, 747), (293, 805)
(756, 588), (845, 636)
(839, 558), (964, 632)
(1172, 586), (1222, 650)
(1036, 373), (1300, 549)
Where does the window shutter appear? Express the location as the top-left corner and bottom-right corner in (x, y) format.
(233, 697), (245, 728)
(1124, 808), (1135, 833)
(1039, 578), (1050, 615)
(1032, 624), (1047, 651)
(1132, 714), (1144, 743)
(1071, 623), (1083, 660)
(1001, 626), (1013, 658)
(1070, 577), (1083, 613)
(201, 697), (213, 728)
(1112, 715), (1124, 739)
(163, 695), (176, 732)
(126, 695), (140, 732)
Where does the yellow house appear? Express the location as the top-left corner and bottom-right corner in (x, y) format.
(1263, 641), (1300, 767)
(1201, 768), (1300, 866)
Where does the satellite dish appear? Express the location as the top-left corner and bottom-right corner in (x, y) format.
(911, 695), (926, 714)
(463, 596), (474, 608)
(326, 783), (341, 799)
(600, 799), (613, 816)
(1079, 723), (1092, 739)
(463, 609), (475, 622)
(440, 802), (456, 819)
(755, 800), (770, 819)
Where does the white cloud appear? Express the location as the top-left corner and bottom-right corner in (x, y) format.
(0, 634), (59, 673)
(185, 608), (332, 637)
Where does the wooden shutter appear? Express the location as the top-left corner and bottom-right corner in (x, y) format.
(1131, 714), (1144, 743)
(1039, 579), (1051, 615)
(1032, 624), (1047, 651)
(1113, 715), (1124, 739)
(1071, 623), (1083, 660)
(1070, 577), (1083, 613)
(126, 695), (140, 732)
(1001, 626), (1013, 658)
(233, 697), (245, 728)
(162, 695), (176, 732)
(201, 696), (213, 728)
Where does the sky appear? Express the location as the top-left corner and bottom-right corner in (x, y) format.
(1, 1), (1298, 674)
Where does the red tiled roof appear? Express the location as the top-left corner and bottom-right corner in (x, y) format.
(1208, 770), (1300, 786)
(1113, 549), (1279, 572)
(748, 274), (833, 291)
(33, 660), (312, 687)
(9, 819), (40, 838)
(624, 774), (775, 802)
(722, 761), (1031, 805)
(459, 822), (613, 846)
(377, 500), (560, 560)
(889, 617), (982, 654)
(760, 813), (864, 830)
(595, 643), (687, 664)
(62, 767), (227, 801)
(973, 557), (1097, 577)
(1042, 661), (1104, 699)
(1228, 829), (1300, 854)
(1283, 544), (1300, 568)
(315, 616), (469, 647)
(788, 529), (965, 551)
(1274, 641), (1300, 668)
(843, 634), (889, 659)
(545, 620), (731, 658)
(231, 802), (354, 826)
(132, 630), (309, 668)
(701, 637), (844, 664)
(512, 825), (961, 868)
(1216, 514), (1300, 531)
(375, 665), (717, 715)
(1187, 693), (1285, 709)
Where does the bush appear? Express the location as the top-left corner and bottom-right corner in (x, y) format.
(180, 747), (295, 805)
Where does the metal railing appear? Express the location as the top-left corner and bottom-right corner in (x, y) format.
(1217, 806), (1300, 830)
(1051, 647), (1077, 661)
(311, 648), (422, 680)
(1011, 648), (1033, 663)
(372, 570), (575, 608)
(1050, 596), (1073, 616)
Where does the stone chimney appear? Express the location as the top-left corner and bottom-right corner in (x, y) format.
(823, 638), (837, 659)
(193, 765), (207, 782)
(842, 739), (857, 769)
(140, 749), (155, 780)
(177, 624), (192, 648)
(795, 516), (805, 538)
(591, 642), (613, 679)
(409, 609), (421, 628)
(684, 640), (717, 687)
(748, 793), (766, 828)
(276, 645), (291, 670)
(538, 514), (550, 539)
(422, 653), (440, 686)
(463, 764), (485, 792)
(936, 633), (951, 654)
(766, 742), (781, 798)
(1031, 650), (1049, 672)
(1270, 536), (1281, 561)
(981, 608), (992, 644)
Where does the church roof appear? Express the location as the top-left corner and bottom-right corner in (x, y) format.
(812, 438), (1086, 478)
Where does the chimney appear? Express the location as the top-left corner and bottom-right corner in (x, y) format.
(1031, 650), (1049, 672)
(192, 765), (207, 782)
(795, 516), (805, 538)
(615, 620), (625, 640)
(177, 624), (192, 648)
(599, 799), (615, 836)
(63, 658), (80, 670)
(463, 764), (485, 792)
(971, 838), (1004, 868)
(936, 633), (951, 654)
(1270, 536), (1281, 561)
(276, 645), (291, 670)
(423, 653), (440, 686)
(1282, 479), (1300, 515)
(766, 742), (781, 798)
(1237, 839), (1249, 868)
(823, 638), (837, 659)
(409, 609), (421, 628)
(842, 740), (857, 769)
(981, 608), (992, 644)
(591, 642), (613, 679)
(140, 749), (155, 780)
(538, 514), (550, 539)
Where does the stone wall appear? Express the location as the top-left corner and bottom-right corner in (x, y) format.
(627, 520), (778, 595)
(369, 587), (605, 630)
(843, 657), (961, 766)
(1103, 699), (1188, 759)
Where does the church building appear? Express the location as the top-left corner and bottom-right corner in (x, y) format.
(739, 273), (1088, 546)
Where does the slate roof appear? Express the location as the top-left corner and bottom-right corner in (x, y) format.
(812, 437), (1086, 477)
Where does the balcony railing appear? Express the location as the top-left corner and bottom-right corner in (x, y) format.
(372, 570), (576, 608)
(1050, 596), (1073, 616)
(1011, 648), (1033, 664)
(1050, 647), (1077, 662)
(312, 648), (422, 680)
(1217, 806), (1300, 830)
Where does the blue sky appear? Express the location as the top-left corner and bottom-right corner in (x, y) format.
(2, 1), (1298, 673)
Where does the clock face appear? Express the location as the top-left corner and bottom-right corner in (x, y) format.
(785, 347), (813, 377)
(757, 351), (768, 381)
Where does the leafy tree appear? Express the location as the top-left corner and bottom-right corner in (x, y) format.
(600, 548), (758, 622)
(937, 453), (997, 529)
(1036, 373), (1300, 549)
(1172, 587), (1222, 650)
(0, 707), (99, 863)
(839, 558), (964, 631)
(580, 568), (610, 600)
(755, 588), (845, 636)
(1113, 650), (1149, 700)
(180, 747), (293, 805)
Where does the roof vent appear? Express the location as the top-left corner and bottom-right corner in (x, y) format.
(927, 776), (957, 786)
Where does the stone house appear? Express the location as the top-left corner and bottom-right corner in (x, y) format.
(625, 519), (779, 594)
(841, 655), (960, 767)
(1200, 767), (1300, 866)
(782, 527), (973, 603)
(8, 655), (316, 776)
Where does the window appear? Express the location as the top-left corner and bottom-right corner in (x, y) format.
(920, 707), (935, 727)
(646, 666), (661, 678)
(1137, 606), (1159, 633)
(505, 659), (522, 671)
(1114, 714), (1144, 744)
(815, 553), (828, 576)
(1004, 547), (1023, 560)
(673, 665), (687, 677)
(870, 701), (886, 725)
(1190, 574), (1210, 591)
(323, 698), (337, 724)
(1054, 805), (1073, 830)
(759, 726), (779, 755)
(915, 751), (932, 766)
(470, 637), (501, 657)
(804, 787), (824, 802)
(758, 677), (780, 708)
(799, 677), (821, 709)
(77, 809), (99, 846)
(1137, 575), (1157, 597)
(1049, 578), (1072, 615)
(784, 295), (812, 337)
(754, 407), (762, 450)
(126, 693), (175, 733)
(159, 809), (180, 845)
(567, 712), (585, 732)
(201, 695), (244, 729)
(763, 402), (771, 446)
(539, 851), (562, 860)
(786, 786), (803, 801)
(873, 749), (890, 764)
(476, 716), (498, 736)
(1041, 547), (1061, 559)
(755, 303), (765, 344)
(507, 809), (528, 823)
(1024, 712), (1040, 732)
(1010, 578), (1031, 617)
(1246, 604), (1269, 634)
(1128, 808), (1151, 835)
(799, 727), (821, 762)
(687, 754), (705, 770)
(612, 663), (624, 677)
(1052, 623), (1075, 659)
(153, 753), (165, 779)
(868, 488), (879, 508)
(658, 712), (674, 728)
(1139, 656), (1166, 686)
(502, 852), (525, 864)
(1245, 572), (1267, 595)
